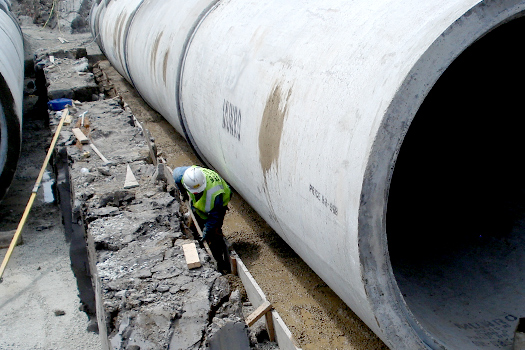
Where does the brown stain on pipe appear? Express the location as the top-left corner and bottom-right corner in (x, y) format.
(258, 84), (292, 176)
(151, 31), (164, 77)
(114, 12), (125, 60)
(162, 49), (169, 85)
(258, 84), (292, 224)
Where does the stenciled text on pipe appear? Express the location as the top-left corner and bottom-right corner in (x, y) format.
(222, 100), (241, 141)
(309, 184), (338, 216)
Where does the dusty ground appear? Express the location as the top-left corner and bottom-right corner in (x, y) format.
(0, 8), (105, 347)
(100, 61), (389, 350)
(0, 5), (102, 349)
(0, 100), (101, 350)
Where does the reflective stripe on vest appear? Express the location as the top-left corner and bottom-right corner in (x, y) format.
(205, 184), (224, 212)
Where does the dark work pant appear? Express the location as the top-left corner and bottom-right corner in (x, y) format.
(205, 230), (231, 273)
(194, 210), (231, 273)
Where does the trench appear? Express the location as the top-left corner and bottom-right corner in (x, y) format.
(33, 55), (98, 325)
(387, 16), (525, 350)
(55, 146), (98, 322)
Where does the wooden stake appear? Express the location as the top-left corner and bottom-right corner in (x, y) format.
(265, 311), (276, 342)
(245, 300), (275, 341)
(230, 255), (238, 276)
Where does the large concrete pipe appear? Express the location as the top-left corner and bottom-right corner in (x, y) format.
(90, 0), (525, 348)
(0, 0), (24, 200)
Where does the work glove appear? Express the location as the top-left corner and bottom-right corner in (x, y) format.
(200, 229), (208, 242)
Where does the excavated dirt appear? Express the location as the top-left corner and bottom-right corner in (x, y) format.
(100, 61), (388, 350)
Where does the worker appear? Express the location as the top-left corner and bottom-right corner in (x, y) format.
(173, 165), (232, 274)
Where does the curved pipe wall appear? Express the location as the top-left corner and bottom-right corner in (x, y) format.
(0, 0), (24, 200)
(91, 1), (525, 348)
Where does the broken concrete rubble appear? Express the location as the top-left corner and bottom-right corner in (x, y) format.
(41, 53), (99, 101)
(56, 98), (241, 349)
(207, 289), (250, 350)
(207, 317), (251, 350)
(38, 42), (277, 349)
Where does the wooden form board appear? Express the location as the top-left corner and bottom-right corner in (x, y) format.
(182, 242), (201, 269)
(235, 258), (302, 350)
(71, 127), (111, 165)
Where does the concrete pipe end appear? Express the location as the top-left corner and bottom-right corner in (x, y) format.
(361, 2), (525, 349)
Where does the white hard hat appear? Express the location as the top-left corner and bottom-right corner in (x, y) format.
(183, 167), (206, 193)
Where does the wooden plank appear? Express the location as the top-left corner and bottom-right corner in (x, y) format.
(62, 108), (72, 125)
(182, 242), (201, 269)
(89, 143), (110, 164)
(0, 230), (22, 249)
(246, 300), (272, 327)
(71, 127), (88, 144)
(124, 164), (139, 189)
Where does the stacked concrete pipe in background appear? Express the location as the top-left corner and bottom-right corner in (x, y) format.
(0, 0), (24, 200)
(90, 0), (525, 349)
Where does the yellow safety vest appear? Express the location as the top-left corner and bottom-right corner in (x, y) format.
(186, 167), (231, 219)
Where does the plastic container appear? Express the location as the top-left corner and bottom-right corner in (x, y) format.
(47, 98), (72, 111)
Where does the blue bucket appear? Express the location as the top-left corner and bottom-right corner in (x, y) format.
(47, 98), (73, 111)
